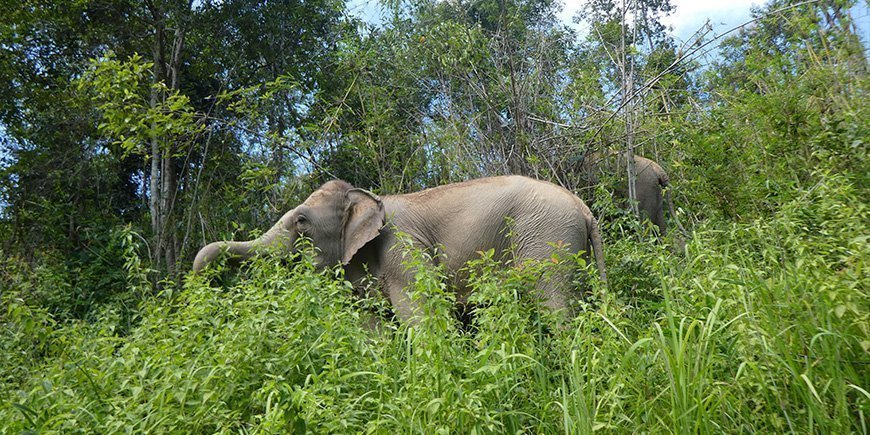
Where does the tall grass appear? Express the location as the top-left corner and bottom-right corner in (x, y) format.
(1, 173), (866, 433)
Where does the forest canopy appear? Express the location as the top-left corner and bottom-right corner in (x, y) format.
(0, 0), (867, 432)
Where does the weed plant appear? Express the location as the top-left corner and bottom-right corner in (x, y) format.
(1, 174), (866, 433)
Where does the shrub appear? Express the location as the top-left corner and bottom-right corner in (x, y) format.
(1, 179), (866, 432)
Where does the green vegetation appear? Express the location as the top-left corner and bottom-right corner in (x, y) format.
(1, 173), (865, 432)
(1, 0), (867, 432)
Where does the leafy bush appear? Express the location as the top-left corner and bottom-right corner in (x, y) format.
(1, 176), (866, 432)
(0, 225), (148, 327)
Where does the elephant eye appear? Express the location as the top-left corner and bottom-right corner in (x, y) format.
(296, 214), (308, 225)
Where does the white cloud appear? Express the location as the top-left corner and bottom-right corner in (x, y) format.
(558, 0), (763, 42)
(347, 0), (869, 51)
(662, 0), (763, 42)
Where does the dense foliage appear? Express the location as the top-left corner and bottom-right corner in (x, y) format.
(1, 175), (866, 432)
(1, 0), (867, 432)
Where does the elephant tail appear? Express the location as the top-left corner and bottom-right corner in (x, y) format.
(657, 169), (670, 188)
(588, 216), (607, 283)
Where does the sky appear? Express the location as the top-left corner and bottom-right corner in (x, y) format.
(559, 0), (764, 43)
(559, 0), (870, 46)
(349, 0), (870, 50)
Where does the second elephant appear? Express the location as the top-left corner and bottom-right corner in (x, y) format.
(581, 151), (685, 237)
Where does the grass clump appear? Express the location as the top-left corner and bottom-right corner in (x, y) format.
(1, 174), (866, 433)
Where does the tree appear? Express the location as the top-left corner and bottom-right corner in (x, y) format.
(677, 0), (867, 219)
(398, 0), (576, 180)
(1, 0), (349, 291)
(563, 0), (699, 217)
(0, 0), (146, 258)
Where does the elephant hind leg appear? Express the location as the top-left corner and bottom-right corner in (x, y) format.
(638, 189), (666, 236)
(537, 271), (579, 315)
(652, 203), (667, 236)
(511, 227), (585, 318)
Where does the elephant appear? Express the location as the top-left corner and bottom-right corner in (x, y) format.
(581, 151), (686, 239)
(193, 175), (606, 322)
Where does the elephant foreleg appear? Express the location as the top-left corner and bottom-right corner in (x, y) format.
(384, 275), (422, 324)
(379, 246), (431, 324)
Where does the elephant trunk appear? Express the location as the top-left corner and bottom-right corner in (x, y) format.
(192, 217), (296, 273)
(192, 240), (256, 273)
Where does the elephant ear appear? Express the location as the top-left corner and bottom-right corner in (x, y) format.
(342, 188), (385, 264)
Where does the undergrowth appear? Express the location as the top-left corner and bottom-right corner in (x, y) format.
(1, 174), (866, 433)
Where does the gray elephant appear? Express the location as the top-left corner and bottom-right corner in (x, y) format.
(581, 151), (686, 238)
(193, 175), (606, 322)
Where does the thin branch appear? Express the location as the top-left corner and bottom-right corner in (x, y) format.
(203, 115), (339, 180)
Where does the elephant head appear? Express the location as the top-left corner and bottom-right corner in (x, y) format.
(192, 180), (386, 273)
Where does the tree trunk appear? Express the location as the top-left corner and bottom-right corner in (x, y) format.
(149, 11), (165, 270)
(268, 111), (285, 217)
(162, 22), (186, 279)
(161, 154), (177, 278)
(621, 0), (639, 219)
(146, 0), (187, 279)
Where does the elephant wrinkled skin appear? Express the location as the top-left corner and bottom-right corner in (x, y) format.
(193, 175), (606, 321)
